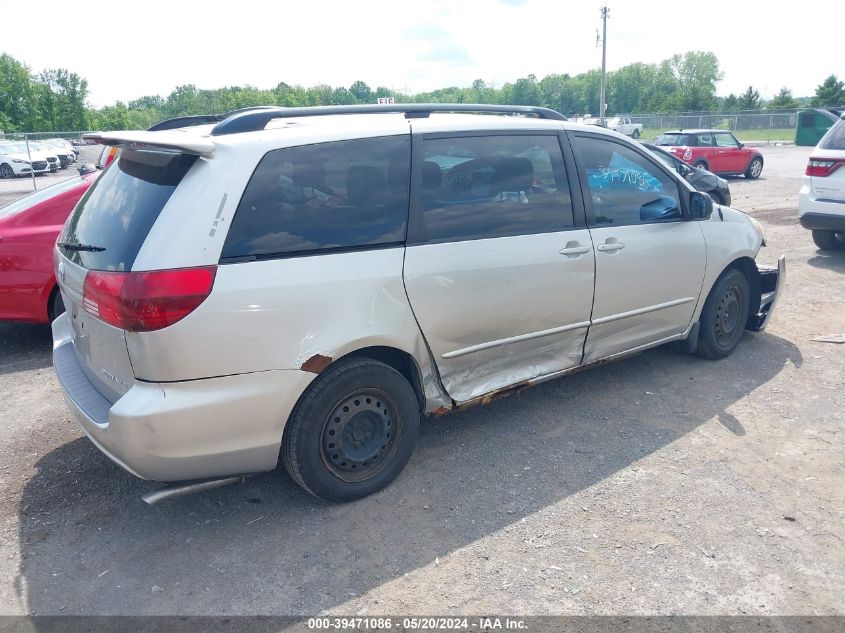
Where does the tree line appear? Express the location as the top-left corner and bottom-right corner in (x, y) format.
(1, 51), (844, 133)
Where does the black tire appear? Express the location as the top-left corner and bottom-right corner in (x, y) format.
(696, 268), (751, 360)
(282, 357), (420, 502)
(693, 160), (709, 171)
(631, 129), (641, 139)
(48, 287), (65, 322)
(0, 163), (13, 179)
(812, 229), (845, 251)
(745, 157), (763, 179)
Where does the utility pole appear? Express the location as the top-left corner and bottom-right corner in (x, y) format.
(598, 6), (609, 126)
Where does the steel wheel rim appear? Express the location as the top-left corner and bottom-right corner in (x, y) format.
(715, 285), (742, 346)
(320, 388), (401, 483)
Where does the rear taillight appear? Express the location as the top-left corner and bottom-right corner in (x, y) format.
(82, 266), (217, 332)
(682, 148), (692, 161)
(806, 158), (845, 177)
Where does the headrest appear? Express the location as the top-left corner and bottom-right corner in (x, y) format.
(347, 165), (386, 207)
(422, 161), (442, 190)
(292, 163), (326, 188)
(495, 157), (533, 192)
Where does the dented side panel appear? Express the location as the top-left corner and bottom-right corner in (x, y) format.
(403, 232), (595, 404)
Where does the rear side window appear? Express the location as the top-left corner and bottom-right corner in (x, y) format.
(417, 134), (574, 243)
(59, 149), (197, 271)
(819, 119), (845, 150)
(221, 135), (410, 260)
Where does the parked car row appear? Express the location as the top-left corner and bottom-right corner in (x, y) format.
(0, 138), (79, 178)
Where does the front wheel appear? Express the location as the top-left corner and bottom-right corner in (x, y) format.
(696, 268), (751, 360)
(812, 229), (845, 251)
(282, 357), (420, 502)
(631, 129), (640, 139)
(745, 157), (763, 179)
(0, 163), (13, 179)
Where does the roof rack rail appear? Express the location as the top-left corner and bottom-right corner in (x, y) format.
(147, 106), (282, 132)
(210, 103), (567, 136)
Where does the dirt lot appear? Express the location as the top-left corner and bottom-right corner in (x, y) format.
(0, 145), (842, 617)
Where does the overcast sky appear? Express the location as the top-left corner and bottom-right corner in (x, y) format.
(1, 0), (841, 108)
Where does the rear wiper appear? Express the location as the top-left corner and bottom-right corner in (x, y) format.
(57, 241), (106, 252)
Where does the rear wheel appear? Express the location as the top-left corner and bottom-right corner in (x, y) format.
(812, 229), (845, 251)
(631, 129), (640, 139)
(48, 287), (65, 322)
(693, 160), (708, 171)
(745, 157), (763, 179)
(0, 163), (13, 179)
(696, 268), (751, 360)
(282, 357), (420, 502)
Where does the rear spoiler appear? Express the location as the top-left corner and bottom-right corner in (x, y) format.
(81, 131), (214, 157)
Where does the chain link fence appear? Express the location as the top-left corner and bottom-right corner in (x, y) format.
(625, 109), (805, 143)
(0, 131), (102, 198)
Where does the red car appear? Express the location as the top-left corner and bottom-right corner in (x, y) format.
(0, 171), (100, 322)
(655, 129), (764, 179)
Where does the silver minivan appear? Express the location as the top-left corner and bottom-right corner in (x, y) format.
(52, 104), (784, 501)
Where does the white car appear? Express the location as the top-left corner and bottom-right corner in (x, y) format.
(799, 114), (845, 250)
(0, 142), (51, 178)
(51, 104), (784, 502)
(39, 139), (77, 168)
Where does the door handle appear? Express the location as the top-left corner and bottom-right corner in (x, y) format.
(559, 244), (592, 256)
(597, 241), (625, 252)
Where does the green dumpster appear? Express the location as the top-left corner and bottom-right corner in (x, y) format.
(796, 109), (842, 146)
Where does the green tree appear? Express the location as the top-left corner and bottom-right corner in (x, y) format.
(349, 80), (372, 103)
(737, 85), (761, 110)
(811, 75), (845, 107)
(38, 69), (89, 129)
(129, 95), (165, 110)
(511, 74), (540, 105)
(669, 51), (723, 110)
(721, 93), (740, 111)
(607, 63), (655, 113)
(767, 87), (799, 109)
(0, 53), (35, 131)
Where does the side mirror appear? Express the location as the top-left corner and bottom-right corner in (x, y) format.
(737, 142), (745, 149)
(689, 191), (713, 220)
(678, 163), (693, 177)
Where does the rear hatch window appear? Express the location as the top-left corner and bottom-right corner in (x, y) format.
(819, 119), (845, 150)
(59, 149), (197, 271)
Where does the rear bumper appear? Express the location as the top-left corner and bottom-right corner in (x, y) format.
(52, 313), (315, 481)
(748, 255), (786, 332)
(799, 212), (845, 232)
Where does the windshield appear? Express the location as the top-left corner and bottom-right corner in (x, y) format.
(655, 133), (689, 146)
(0, 143), (29, 155)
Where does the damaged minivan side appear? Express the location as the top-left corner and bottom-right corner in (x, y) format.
(52, 104), (785, 503)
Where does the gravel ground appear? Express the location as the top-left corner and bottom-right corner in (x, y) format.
(0, 145), (103, 208)
(0, 145), (842, 617)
